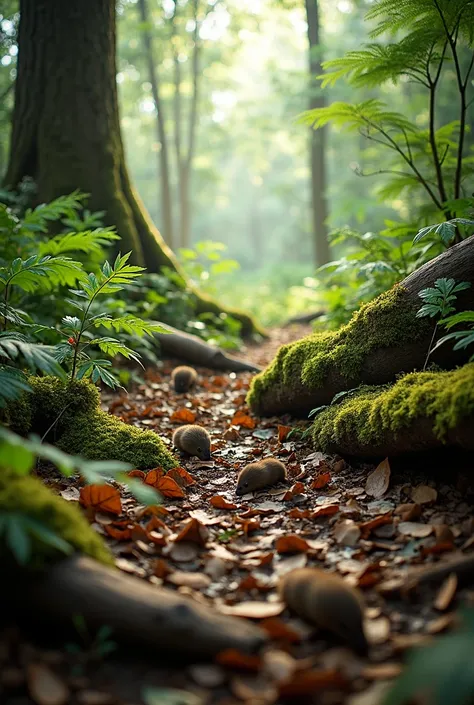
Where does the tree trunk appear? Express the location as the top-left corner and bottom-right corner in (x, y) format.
(138, 0), (174, 250)
(305, 0), (330, 267)
(3, 0), (262, 337)
(250, 235), (474, 417)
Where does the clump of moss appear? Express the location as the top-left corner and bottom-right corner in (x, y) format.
(3, 376), (177, 470)
(0, 469), (113, 570)
(58, 409), (177, 470)
(248, 285), (429, 409)
(312, 363), (474, 453)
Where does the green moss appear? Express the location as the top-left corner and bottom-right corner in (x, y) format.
(312, 363), (474, 451)
(58, 409), (177, 470)
(4, 376), (177, 470)
(248, 285), (430, 408)
(0, 469), (113, 570)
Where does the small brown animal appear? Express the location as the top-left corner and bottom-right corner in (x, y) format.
(172, 424), (211, 460)
(236, 457), (286, 496)
(171, 365), (198, 393)
(279, 568), (368, 655)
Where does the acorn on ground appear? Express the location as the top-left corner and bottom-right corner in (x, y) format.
(172, 424), (211, 460)
(171, 365), (198, 393)
(236, 457), (286, 496)
(279, 568), (368, 655)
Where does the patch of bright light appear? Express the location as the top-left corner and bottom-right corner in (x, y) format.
(1, 55), (11, 67)
(140, 98), (156, 113)
(337, 0), (353, 13)
(9, 45), (18, 56)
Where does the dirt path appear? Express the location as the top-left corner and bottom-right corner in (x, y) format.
(3, 327), (474, 705)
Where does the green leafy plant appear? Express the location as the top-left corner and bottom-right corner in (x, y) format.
(433, 310), (474, 360)
(66, 616), (116, 673)
(178, 240), (240, 298)
(53, 252), (168, 389)
(384, 609), (474, 705)
(414, 217), (474, 248)
(416, 277), (471, 368)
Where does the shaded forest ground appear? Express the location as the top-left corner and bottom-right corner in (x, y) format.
(2, 324), (474, 705)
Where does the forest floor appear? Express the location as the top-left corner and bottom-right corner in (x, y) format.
(3, 324), (474, 705)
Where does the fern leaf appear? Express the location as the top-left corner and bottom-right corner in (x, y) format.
(0, 332), (66, 377)
(21, 191), (88, 234)
(38, 228), (120, 258)
(92, 315), (168, 337)
(90, 337), (143, 365)
(0, 367), (31, 406)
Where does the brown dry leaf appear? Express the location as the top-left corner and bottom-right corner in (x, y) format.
(365, 458), (391, 498)
(311, 471), (332, 489)
(334, 519), (361, 546)
(426, 613), (456, 634)
(312, 504), (339, 518)
(189, 509), (223, 526)
(223, 425), (241, 441)
(434, 573), (458, 611)
(168, 571), (211, 590)
(144, 468), (165, 486)
(289, 481), (305, 496)
(104, 522), (132, 541)
(394, 503), (422, 521)
(169, 542), (200, 563)
(27, 663), (69, 705)
(278, 669), (346, 698)
(210, 495), (238, 510)
(411, 484), (438, 505)
(127, 469), (146, 480)
(288, 508), (311, 519)
(218, 601), (284, 619)
(79, 484), (121, 516)
(278, 424), (292, 443)
(153, 558), (171, 578)
(260, 618), (302, 643)
(275, 534), (310, 554)
(359, 515), (393, 538)
(167, 466), (196, 487)
(398, 521), (433, 538)
(365, 615), (391, 645)
(216, 649), (263, 672)
(434, 524), (455, 544)
(155, 476), (186, 499)
(170, 408), (196, 423)
(175, 518), (209, 546)
(231, 410), (256, 429)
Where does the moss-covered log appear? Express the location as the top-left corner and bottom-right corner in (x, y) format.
(248, 236), (474, 417)
(4, 376), (177, 470)
(3, 0), (263, 339)
(312, 364), (474, 457)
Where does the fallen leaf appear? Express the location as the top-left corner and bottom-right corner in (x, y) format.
(278, 425), (292, 443)
(398, 521), (433, 538)
(170, 408), (196, 423)
(79, 484), (122, 515)
(260, 618), (302, 643)
(167, 467), (196, 487)
(278, 669), (346, 697)
(289, 481), (305, 496)
(275, 535), (310, 554)
(216, 649), (262, 672)
(359, 515), (393, 538)
(104, 522), (132, 541)
(263, 649), (297, 682)
(434, 573), (457, 611)
(394, 503), (422, 521)
(144, 468), (165, 486)
(411, 484), (438, 505)
(231, 410), (256, 429)
(311, 471), (331, 489)
(365, 615), (391, 645)
(175, 518), (209, 546)
(218, 601), (284, 619)
(312, 504), (339, 518)
(153, 558), (171, 578)
(334, 519), (361, 546)
(59, 487), (80, 502)
(189, 509), (223, 525)
(168, 571), (211, 590)
(128, 469), (146, 480)
(288, 508), (311, 519)
(223, 426), (241, 441)
(365, 458), (391, 498)
(169, 542), (199, 562)
(210, 495), (238, 510)
(27, 664), (69, 705)
(434, 524), (455, 544)
(155, 476), (186, 499)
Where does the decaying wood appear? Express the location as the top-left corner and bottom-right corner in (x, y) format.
(11, 556), (266, 658)
(252, 236), (474, 417)
(283, 310), (325, 326)
(403, 554), (474, 593)
(155, 324), (262, 373)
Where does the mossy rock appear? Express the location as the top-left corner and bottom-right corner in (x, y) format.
(312, 363), (474, 457)
(58, 409), (177, 470)
(4, 376), (177, 470)
(0, 469), (114, 571)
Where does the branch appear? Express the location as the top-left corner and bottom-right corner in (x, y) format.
(427, 41), (449, 214)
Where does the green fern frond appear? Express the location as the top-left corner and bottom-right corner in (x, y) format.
(38, 228), (120, 258)
(0, 332), (66, 377)
(0, 367), (31, 407)
(92, 314), (168, 337)
(21, 191), (88, 234)
(90, 337), (143, 365)
(79, 253), (145, 299)
(0, 255), (84, 293)
(299, 100), (417, 134)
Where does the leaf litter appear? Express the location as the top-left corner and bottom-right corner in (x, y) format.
(7, 326), (474, 705)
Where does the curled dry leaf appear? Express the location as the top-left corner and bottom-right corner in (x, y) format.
(153, 558), (171, 578)
(434, 524), (455, 544)
(175, 518), (209, 546)
(222, 425), (241, 441)
(277, 424), (292, 443)
(288, 508), (311, 519)
(398, 521), (433, 538)
(128, 469), (146, 480)
(365, 458), (391, 499)
(210, 495), (238, 510)
(312, 504), (339, 518)
(394, 503), (422, 521)
(155, 476), (186, 499)
(218, 601), (284, 619)
(411, 484), (438, 505)
(27, 663), (70, 705)
(334, 519), (361, 547)
(359, 515), (393, 539)
(167, 467), (196, 487)
(231, 410), (256, 429)
(311, 471), (331, 490)
(79, 484), (122, 516)
(144, 468), (165, 487)
(170, 408), (197, 423)
(104, 522), (132, 541)
(275, 535), (310, 554)
(434, 573), (458, 611)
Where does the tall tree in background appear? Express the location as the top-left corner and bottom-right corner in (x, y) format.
(4, 0), (258, 334)
(305, 0), (330, 266)
(138, 0), (174, 250)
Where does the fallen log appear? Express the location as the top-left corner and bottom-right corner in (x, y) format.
(8, 556), (266, 658)
(155, 324), (262, 373)
(282, 310), (325, 326)
(248, 235), (474, 417)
